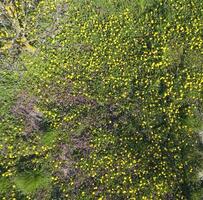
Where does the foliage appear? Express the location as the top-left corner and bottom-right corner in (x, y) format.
(0, 0), (202, 199)
(14, 171), (51, 194)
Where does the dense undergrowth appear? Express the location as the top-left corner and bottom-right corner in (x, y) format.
(0, 0), (203, 199)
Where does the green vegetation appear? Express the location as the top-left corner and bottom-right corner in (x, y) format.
(0, 0), (202, 199)
(14, 171), (51, 195)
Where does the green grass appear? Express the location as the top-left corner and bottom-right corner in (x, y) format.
(41, 130), (59, 146)
(14, 171), (51, 194)
(0, 177), (10, 193)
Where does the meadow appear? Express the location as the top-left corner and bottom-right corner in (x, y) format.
(0, 0), (203, 199)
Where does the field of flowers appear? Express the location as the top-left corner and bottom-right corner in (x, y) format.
(0, 0), (203, 199)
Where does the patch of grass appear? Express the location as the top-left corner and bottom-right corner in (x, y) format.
(41, 130), (59, 146)
(0, 177), (10, 193)
(14, 171), (51, 194)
